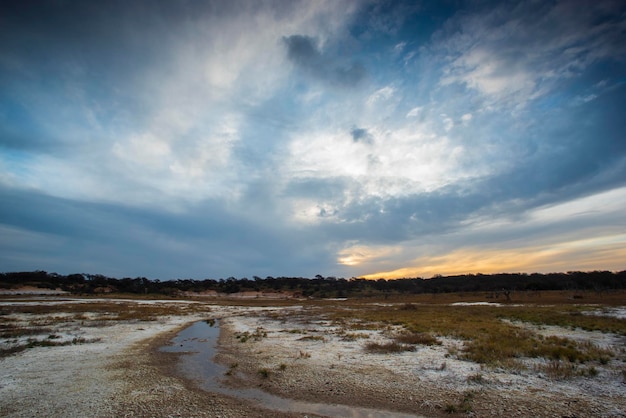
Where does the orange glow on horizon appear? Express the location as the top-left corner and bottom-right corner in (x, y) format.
(358, 235), (626, 280)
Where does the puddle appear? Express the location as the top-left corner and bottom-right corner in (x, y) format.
(162, 320), (422, 418)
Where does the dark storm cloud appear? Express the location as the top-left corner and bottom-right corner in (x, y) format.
(283, 35), (366, 87)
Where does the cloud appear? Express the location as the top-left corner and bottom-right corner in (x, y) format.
(1, 0), (624, 279)
(283, 34), (366, 87)
(436, 0), (626, 109)
(359, 186), (626, 278)
(0, 184), (339, 278)
(350, 127), (373, 144)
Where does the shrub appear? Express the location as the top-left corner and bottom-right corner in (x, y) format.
(365, 341), (414, 354)
(396, 332), (441, 346)
(340, 332), (370, 341)
(538, 360), (577, 380)
(225, 363), (238, 376)
(467, 373), (484, 383)
(444, 391), (475, 414)
(298, 335), (325, 342)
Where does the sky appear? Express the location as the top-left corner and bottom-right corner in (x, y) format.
(1, 0), (625, 280)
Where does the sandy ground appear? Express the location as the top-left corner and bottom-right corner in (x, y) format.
(1, 299), (625, 417)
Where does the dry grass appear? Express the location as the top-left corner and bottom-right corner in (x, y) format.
(395, 332), (441, 346)
(324, 300), (624, 368)
(339, 332), (370, 341)
(298, 335), (325, 342)
(365, 341), (415, 354)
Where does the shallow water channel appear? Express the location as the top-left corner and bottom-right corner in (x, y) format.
(162, 320), (421, 418)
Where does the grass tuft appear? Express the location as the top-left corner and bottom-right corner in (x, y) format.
(395, 332), (441, 346)
(365, 341), (415, 354)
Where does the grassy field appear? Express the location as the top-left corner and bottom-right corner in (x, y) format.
(300, 291), (626, 378)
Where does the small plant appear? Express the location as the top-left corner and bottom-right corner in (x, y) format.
(258, 368), (270, 378)
(444, 391), (475, 413)
(447, 346), (459, 357)
(298, 335), (325, 342)
(444, 403), (457, 414)
(581, 366), (598, 377)
(396, 332), (441, 346)
(459, 391), (475, 413)
(340, 332), (370, 341)
(235, 327), (267, 343)
(253, 327), (268, 340)
(538, 360), (577, 380)
(235, 331), (250, 342)
(225, 362), (239, 376)
(467, 373), (484, 383)
(365, 341), (415, 354)
(278, 363), (287, 371)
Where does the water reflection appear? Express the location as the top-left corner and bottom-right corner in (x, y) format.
(162, 320), (421, 418)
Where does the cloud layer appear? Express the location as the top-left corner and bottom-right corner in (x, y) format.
(1, 0), (625, 279)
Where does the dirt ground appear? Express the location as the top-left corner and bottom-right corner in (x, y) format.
(1, 298), (625, 417)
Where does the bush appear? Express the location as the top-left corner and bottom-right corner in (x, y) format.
(396, 332), (441, 346)
(365, 341), (414, 353)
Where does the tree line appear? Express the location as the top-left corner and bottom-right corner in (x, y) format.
(1, 270), (625, 298)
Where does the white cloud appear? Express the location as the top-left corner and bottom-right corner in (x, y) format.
(406, 106), (422, 118)
(393, 41), (407, 54)
(284, 118), (493, 223)
(366, 86), (396, 107)
(112, 133), (172, 170)
(436, 0), (626, 109)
